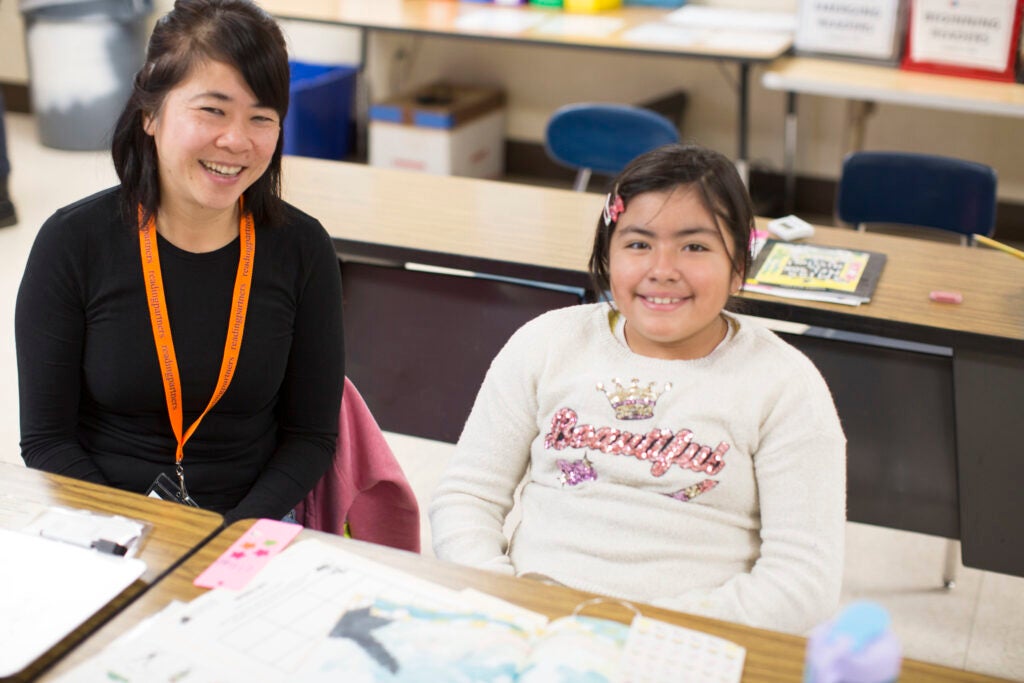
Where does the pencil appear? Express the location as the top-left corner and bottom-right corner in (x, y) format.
(972, 234), (1024, 260)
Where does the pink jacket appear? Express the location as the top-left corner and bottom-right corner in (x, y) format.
(295, 378), (421, 552)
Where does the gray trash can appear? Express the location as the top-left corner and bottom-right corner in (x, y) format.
(19, 0), (153, 150)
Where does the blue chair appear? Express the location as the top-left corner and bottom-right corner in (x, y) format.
(545, 103), (680, 191)
(836, 152), (995, 589)
(836, 151), (997, 246)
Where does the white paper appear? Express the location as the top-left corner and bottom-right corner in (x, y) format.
(622, 615), (746, 683)
(910, 0), (1017, 72)
(665, 5), (797, 33)
(454, 8), (548, 34)
(0, 529), (146, 677)
(58, 539), (747, 682)
(534, 14), (626, 38)
(22, 506), (148, 557)
(795, 0), (902, 59)
(56, 539), (468, 682)
(622, 23), (790, 54)
(743, 282), (866, 306)
(621, 22), (702, 48)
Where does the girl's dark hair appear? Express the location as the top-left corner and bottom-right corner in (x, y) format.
(588, 143), (754, 301)
(111, 0), (290, 228)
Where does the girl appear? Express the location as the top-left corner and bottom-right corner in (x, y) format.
(430, 143), (846, 634)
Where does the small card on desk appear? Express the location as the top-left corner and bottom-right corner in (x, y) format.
(193, 519), (302, 590)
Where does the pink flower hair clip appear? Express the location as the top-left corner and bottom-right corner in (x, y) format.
(603, 192), (625, 227)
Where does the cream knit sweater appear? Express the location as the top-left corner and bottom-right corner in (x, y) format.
(430, 303), (846, 634)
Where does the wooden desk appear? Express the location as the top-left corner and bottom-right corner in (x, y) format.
(285, 157), (1024, 345)
(257, 0), (794, 179)
(763, 57), (1024, 118)
(41, 521), (1014, 682)
(283, 157), (1024, 579)
(760, 56), (1024, 211)
(0, 463), (223, 682)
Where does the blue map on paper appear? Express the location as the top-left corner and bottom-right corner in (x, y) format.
(319, 600), (629, 682)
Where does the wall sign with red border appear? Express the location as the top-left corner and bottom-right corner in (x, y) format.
(902, 0), (1023, 81)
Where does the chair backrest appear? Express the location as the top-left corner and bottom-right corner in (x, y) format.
(544, 103), (680, 191)
(836, 151), (997, 240)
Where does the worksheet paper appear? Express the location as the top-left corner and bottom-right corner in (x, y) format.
(0, 529), (146, 677)
(55, 539), (468, 682)
(56, 540), (745, 683)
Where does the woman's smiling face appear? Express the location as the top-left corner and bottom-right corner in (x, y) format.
(609, 186), (741, 360)
(144, 59), (280, 219)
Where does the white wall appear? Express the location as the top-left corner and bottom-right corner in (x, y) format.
(2, 2), (1020, 199)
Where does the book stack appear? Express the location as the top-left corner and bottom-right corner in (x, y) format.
(745, 240), (887, 306)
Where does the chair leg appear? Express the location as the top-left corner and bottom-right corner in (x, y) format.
(573, 168), (592, 193)
(943, 539), (961, 589)
(843, 100), (875, 155)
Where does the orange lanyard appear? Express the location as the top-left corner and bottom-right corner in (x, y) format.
(138, 202), (256, 472)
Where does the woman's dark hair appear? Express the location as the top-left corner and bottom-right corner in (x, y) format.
(588, 143), (754, 302)
(111, 0), (290, 228)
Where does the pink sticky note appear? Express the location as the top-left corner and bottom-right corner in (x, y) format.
(193, 519), (302, 590)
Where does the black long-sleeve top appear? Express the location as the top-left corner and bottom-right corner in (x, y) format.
(15, 187), (344, 522)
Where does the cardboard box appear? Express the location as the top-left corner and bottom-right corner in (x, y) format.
(369, 83), (506, 178)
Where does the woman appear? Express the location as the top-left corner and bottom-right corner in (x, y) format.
(15, 0), (344, 523)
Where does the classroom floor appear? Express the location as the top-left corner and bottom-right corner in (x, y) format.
(2, 111), (1022, 681)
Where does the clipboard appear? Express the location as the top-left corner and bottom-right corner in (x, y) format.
(20, 506), (151, 557)
(0, 528), (147, 677)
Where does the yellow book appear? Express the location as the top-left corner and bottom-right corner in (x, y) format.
(565, 0), (622, 12)
(745, 240), (887, 306)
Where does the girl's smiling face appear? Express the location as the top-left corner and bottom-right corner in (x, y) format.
(609, 186), (741, 360)
(143, 59), (280, 220)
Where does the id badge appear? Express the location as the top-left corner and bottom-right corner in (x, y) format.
(146, 471), (200, 507)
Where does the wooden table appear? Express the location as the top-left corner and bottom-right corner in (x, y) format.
(282, 157), (1024, 578)
(40, 521), (1014, 682)
(760, 56), (1024, 211)
(285, 156), (1024, 344)
(257, 0), (794, 180)
(0, 463), (223, 682)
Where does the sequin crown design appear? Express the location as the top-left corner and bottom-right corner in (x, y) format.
(596, 378), (672, 421)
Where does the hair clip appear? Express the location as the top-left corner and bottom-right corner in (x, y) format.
(603, 192), (625, 227)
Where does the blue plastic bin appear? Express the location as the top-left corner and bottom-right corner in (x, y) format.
(283, 61), (357, 160)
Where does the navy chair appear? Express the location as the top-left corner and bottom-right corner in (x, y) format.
(837, 150), (996, 589)
(836, 151), (997, 246)
(545, 103), (680, 192)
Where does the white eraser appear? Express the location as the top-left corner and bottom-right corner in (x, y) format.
(767, 215), (816, 241)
